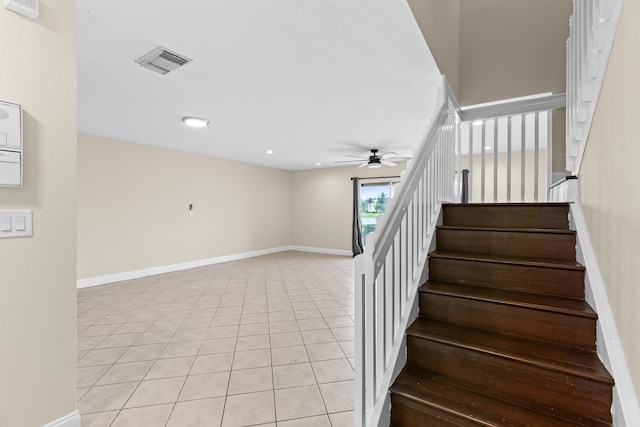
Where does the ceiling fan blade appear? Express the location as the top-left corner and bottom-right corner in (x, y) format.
(344, 154), (368, 159)
(386, 156), (411, 162)
(380, 152), (399, 159)
(381, 160), (397, 167)
(357, 162), (370, 168)
(334, 159), (368, 164)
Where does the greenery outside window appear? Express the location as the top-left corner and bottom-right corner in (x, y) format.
(360, 178), (400, 246)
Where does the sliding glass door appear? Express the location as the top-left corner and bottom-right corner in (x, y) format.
(359, 179), (399, 246)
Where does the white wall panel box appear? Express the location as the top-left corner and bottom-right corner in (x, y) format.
(0, 100), (23, 187)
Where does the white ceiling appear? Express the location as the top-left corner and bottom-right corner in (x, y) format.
(77, 0), (442, 171)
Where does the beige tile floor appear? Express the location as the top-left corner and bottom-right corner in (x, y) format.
(76, 251), (356, 426)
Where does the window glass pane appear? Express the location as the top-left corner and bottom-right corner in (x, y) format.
(360, 183), (392, 246)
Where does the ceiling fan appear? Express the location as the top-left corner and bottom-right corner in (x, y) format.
(334, 149), (408, 168)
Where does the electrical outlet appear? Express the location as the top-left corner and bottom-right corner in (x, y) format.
(214, 247), (219, 254)
(303, 238), (308, 245)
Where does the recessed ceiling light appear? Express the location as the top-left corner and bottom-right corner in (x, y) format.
(182, 117), (209, 128)
(315, 162), (322, 166)
(265, 150), (274, 155)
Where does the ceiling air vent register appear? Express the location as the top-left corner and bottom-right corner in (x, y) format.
(4, 0), (39, 20)
(135, 47), (192, 75)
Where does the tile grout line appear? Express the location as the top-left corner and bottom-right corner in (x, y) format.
(77, 252), (355, 426)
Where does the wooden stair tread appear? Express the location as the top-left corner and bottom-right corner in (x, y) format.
(428, 253), (586, 299)
(442, 202), (570, 208)
(436, 227), (577, 261)
(442, 203), (571, 230)
(430, 250), (585, 271)
(391, 369), (591, 427)
(407, 318), (614, 385)
(438, 225), (576, 235)
(421, 281), (597, 318)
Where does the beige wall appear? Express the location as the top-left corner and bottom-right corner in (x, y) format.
(0, 2), (78, 426)
(458, 0), (572, 105)
(409, 0), (573, 105)
(77, 134), (291, 279)
(461, 149), (547, 203)
(459, 0), (571, 174)
(291, 164), (406, 252)
(407, 0), (460, 97)
(579, 0), (640, 394)
(408, 1), (571, 172)
(77, 133), (406, 279)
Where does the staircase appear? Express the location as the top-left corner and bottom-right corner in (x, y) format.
(390, 203), (614, 426)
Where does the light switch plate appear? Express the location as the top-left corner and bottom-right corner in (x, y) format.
(0, 210), (32, 237)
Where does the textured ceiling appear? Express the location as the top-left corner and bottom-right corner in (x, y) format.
(77, 0), (442, 171)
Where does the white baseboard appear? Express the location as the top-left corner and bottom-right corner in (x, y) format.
(570, 202), (640, 427)
(289, 245), (352, 257)
(43, 411), (81, 427)
(77, 246), (351, 288)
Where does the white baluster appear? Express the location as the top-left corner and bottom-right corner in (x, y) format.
(534, 112), (540, 202)
(507, 116), (512, 202)
(521, 114), (526, 202)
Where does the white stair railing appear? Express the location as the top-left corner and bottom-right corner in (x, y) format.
(566, 0), (624, 174)
(564, 3), (640, 424)
(354, 76), (459, 427)
(353, 1), (630, 424)
(458, 93), (565, 203)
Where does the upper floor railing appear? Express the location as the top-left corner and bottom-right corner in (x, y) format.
(458, 93), (565, 203)
(566, 0), (624, 174)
